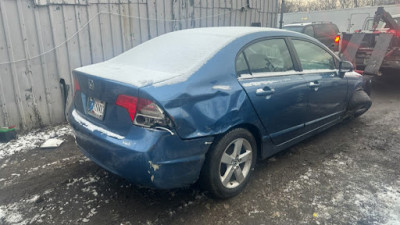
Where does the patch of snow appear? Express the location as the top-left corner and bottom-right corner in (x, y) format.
(212, 85), (231, 91)
(83, 176), (99, 185)
(248, 209), (265, 216)
(25, 156), (79, 174)
(43, 189), (53, 195)
(72, 110), (124, 140)
(79, 178), (100, 197)
(282, 153), (400, 224)
(25, 195), (41, 204)
(0, 202), (26, 225)
(67, 175), (100, 188)
(0, 124), (72, 160)
(76, 27), (276, 87)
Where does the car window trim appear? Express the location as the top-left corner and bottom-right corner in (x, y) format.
(238, 69), (338, 80)
(235, 36), (301, 78)
(242, 51), (252, 75)
(304, 25), (314, 37)
(287, 37), (340, 71)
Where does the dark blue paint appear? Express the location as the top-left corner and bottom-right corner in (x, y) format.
(69, 109), (213, 189)
(302, 71), (348, 131)
(238, 75), (309, 145)
(68, 28), (366, 189)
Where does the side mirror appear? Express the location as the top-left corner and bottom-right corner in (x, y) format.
(339, 61), (354, 78)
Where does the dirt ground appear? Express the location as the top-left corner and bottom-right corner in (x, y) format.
(1, 73), (400, 225)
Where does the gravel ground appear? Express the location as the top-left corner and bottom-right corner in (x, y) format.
(1, 73), (400, 225)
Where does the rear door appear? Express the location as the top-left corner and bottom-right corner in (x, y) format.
(291, 39), (348, 131)
(237, 38), (309, 145)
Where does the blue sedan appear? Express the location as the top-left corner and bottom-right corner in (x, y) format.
(68, 27), (371, 198)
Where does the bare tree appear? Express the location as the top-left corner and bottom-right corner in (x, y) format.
(339, 0), (353, 8)
(284, 0), (400, 12)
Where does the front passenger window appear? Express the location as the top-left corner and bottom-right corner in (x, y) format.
(292, 40), (336, 70)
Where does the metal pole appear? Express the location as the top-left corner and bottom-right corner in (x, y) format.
(279, 0), (285, 29)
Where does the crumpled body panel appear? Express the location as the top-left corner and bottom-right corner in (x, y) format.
(140, 37), (269, 139)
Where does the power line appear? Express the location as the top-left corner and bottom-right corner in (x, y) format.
(0, 10), (231, 65)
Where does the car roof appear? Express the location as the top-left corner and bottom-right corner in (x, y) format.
(76, 27), (301, 87)
(166, 26), (283, 38)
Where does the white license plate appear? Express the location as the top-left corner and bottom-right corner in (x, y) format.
(87, 97), (106, 120)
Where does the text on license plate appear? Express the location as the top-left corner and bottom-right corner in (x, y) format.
(87, 97), (106, 120)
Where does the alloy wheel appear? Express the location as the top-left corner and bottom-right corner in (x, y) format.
(218, 138), (253, 189)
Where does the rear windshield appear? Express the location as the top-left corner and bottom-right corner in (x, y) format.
(284, 26), (304, 33)
(109, 31), (232, 75)
(314, 24), (338, 37)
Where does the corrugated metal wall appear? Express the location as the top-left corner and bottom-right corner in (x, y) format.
(0, 0), (279, 130)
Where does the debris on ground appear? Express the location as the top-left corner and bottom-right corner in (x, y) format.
(0, 126), (17, 143)
(40, 138), (64, 149)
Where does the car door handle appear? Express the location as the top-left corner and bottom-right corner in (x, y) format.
(308, 81), (320, 91)
(256, 87), (275, 96)
(308, 82), (320, 88)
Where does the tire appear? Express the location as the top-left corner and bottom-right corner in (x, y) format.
(349, 90), (372, 118)
(200, 128), (257, 199)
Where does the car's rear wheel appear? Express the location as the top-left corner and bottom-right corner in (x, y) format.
(200, 128), (257, 199)
(349, 90), (372, 118)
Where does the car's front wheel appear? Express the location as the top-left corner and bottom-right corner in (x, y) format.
(200, 128), (257, 199)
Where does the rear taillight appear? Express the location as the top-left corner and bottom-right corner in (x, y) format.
(334, 35), (340, 44)
(116, 95), (172, 128)
(116, 95), (138, 122)
(73, 76), (80, 96)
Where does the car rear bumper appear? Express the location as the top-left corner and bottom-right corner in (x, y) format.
(68, 109), (213, 189)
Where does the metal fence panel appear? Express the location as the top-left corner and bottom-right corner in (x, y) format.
(0, 0), (279, 130)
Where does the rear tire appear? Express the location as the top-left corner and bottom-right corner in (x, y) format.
(200, 128), (257, 199)
(349, 90), (372, 118)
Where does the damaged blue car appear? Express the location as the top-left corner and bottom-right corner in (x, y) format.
(68, 27), (371, 198)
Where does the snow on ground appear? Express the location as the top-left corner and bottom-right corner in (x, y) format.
(0, 173), (103, 224)
(0, 124), (72, 160)
(281, 152), (400, 224)
(0, 191), (52, 225)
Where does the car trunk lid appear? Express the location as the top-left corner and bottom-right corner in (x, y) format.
(72, 70), (140, 136)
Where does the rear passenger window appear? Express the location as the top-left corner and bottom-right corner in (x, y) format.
(292, 40), (336, 70)
(236, 39), (294, 76)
